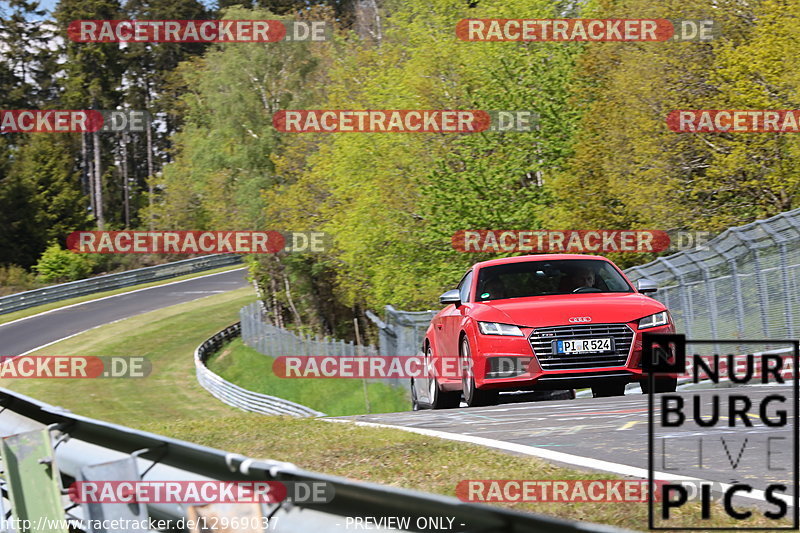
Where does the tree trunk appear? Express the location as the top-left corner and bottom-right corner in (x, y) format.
(82, 132), (94, 215)
(121, 132), (130, 228)
(93, 130), (104, 230)
(145, 93), (155, 230)
(146, 117), (154, 230)
(284, 274), (303, 327)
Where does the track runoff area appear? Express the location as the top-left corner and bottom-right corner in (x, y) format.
(337, 335), (799, 530)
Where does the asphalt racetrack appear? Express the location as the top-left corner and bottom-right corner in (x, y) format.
(343, 384), (797, 507)
(0, 268), (249, 356)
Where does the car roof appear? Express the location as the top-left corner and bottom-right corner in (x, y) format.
(472, 254), (611, 270)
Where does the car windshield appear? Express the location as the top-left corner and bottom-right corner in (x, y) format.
(476, 259), (634, 301)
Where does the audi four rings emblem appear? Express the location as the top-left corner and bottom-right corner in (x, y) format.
(569, 317), (592, 323)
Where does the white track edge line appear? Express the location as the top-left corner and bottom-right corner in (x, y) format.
(15, 319), (127, 357)
(325, 418), (793, 507)
(0, 319), (120, 390)
(0, 267), (247, 329)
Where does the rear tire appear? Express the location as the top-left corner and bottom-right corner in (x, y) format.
(431, 381), (461, 409)
(425, 346), (460, 409)
(411, 377), (422, 410)
(461, 336), (498, 407)
(592, 382), (627, 397)
(640, 376), (677, 394)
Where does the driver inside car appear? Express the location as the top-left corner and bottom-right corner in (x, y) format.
(558, 266), (596, 293)
(480, 278), (506, 300)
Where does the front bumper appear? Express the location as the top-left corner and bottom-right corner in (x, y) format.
(472, 322), (675, 390)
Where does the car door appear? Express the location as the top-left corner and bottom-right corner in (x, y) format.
(438, 270), (473, 361)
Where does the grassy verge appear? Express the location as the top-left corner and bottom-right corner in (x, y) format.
(207, 337), (410, 416)
(0, 263), (245, 326)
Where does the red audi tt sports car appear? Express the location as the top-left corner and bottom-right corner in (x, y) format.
(411, 254), (676, 409)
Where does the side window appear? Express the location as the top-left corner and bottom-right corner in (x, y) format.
(458, 271), (473, 303)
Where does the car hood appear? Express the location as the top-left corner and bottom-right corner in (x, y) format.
(470, 293), (666, 328)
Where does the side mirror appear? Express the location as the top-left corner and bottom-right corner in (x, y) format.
(439, 289), (461, 306)
(637, 279), (658, 294)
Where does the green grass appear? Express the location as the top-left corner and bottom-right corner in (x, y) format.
(207, 337), (410, 416)
(0, 264), (245, 326)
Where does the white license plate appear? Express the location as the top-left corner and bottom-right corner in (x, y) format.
(556, 338), (613, 354)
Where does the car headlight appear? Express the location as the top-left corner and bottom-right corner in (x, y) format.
(478, 322), (524, 336)
(639, 311), (670, 329)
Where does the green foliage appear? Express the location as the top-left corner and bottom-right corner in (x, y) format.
(54, 0), (124, 108)
(1, 135), (91, 267)
(32, 242), (93, 283)
(146, 6), (321, 230)
(0, 264), (41, 296)
(262, 0), (583, 312)
(547, 0), (796, 234)
(140, 0), (800, 337)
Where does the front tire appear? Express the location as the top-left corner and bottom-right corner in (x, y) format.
(461, 336), (498, 407)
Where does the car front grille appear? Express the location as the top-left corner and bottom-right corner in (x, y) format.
(529, 323), (633, 371)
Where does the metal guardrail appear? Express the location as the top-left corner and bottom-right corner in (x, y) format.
(195, 322), (325, 417)
(0, 388), (627, 533)
(0, 254), (243, 315)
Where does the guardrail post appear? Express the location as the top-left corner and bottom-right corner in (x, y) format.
(79, 456), (146, 532)
(1, 428), (68, 533)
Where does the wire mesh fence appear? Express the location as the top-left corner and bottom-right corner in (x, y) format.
(366, 305), (438, 359)
(624, 208), (800, 353)
(240, 302), (408, 388)
(241, 302), (380, 357)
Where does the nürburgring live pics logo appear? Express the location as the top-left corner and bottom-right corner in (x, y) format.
(644, 333), (799, 530)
